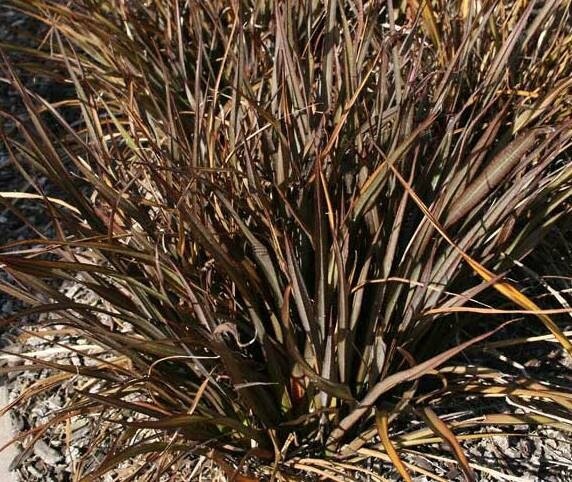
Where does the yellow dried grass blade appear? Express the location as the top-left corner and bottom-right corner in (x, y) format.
(465, 257), (572, 356)
(384, 160), (572, 357)
(408, 0), (444, 64)
(375, 410), (413, 482)
(422, 408), (476, 482)
(0, 192), (81, 214)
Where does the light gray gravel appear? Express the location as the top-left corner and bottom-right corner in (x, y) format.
(0, 385), (19, 482)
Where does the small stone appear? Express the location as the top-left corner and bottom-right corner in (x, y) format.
(26, 464), (42, 478)
(11, 414), (25, 432)
(494, 435), (510, 451)
(1, 300), (13, 314)
(445, 467), (461, 479)
(33, 440), (61, 465)
(70, 355), (82, 367)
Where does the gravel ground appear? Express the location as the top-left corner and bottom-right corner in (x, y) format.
(0, 4), (62, 480)
(0, 385), (18, 482)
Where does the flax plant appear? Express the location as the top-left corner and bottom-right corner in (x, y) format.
(1, 0), (571, 480)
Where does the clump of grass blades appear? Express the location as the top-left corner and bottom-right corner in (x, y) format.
(1, 0), (572, 480)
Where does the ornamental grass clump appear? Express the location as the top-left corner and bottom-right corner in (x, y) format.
(1, 0), (571, 480)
